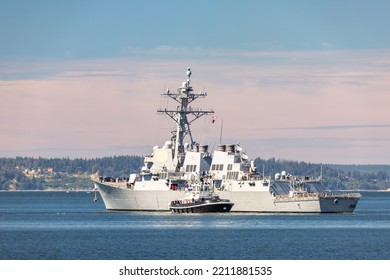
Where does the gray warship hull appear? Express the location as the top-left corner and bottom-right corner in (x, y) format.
(95, 180), (359, 213)
(95, 180), (185, 211)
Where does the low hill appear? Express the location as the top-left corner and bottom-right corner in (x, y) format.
(0, 156), (388, 191)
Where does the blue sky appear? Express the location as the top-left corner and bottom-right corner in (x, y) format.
(2, 0), (390, 58)
(1, 0), (390, 164)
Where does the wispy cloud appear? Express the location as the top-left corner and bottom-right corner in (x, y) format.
(1, 48), (390, 163)
(249, 124), (390, 131)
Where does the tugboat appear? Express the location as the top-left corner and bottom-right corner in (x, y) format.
(169, 178), (234, 213)
(169, 193), (234, 213)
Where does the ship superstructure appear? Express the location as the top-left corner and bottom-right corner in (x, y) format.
(94, 69), (215, 210)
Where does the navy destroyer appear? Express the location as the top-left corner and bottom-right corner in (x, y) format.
(93, 69), (360, 213)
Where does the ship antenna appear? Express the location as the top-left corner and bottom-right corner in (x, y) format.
(219, 118), (223, 144)
(157, 68), (214, 171)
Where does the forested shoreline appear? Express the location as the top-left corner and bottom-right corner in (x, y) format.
(0, 156), (143, 190)
(0, 156), (389, 191)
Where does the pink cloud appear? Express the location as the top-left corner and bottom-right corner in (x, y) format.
(1, 50), (390, 163)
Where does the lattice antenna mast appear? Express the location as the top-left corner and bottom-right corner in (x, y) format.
(157, 68), (214, 168)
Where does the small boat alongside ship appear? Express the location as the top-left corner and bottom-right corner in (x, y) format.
(93, 68), (361, 213)
(169, 194), (234, 213)
(169, 178), (234, 213)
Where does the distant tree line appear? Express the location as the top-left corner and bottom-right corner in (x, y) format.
(0, 156), (143, 176)
(254, 157), (390, 190)
(0, 156), (143, 190)
(0, 156), (389, 191)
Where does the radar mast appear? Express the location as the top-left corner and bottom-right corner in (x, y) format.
(157, 68), (214, 171)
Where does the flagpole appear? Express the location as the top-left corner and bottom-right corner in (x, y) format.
(219, 118), (223, 144)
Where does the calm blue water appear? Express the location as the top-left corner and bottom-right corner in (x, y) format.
(0, 191), (389, 260)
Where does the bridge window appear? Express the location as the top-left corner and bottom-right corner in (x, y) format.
(185, 164), (197, 172)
